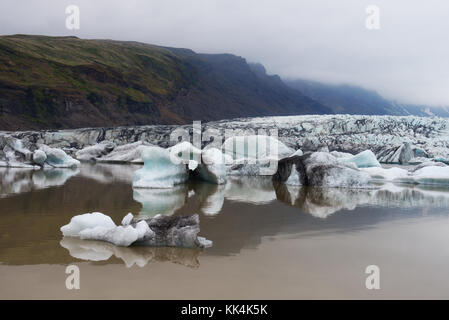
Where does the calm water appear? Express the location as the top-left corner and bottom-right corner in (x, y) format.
(1, 163), (449, 299)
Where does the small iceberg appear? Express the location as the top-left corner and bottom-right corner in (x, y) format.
(75, 141), (116, 161)
(133, 142), (229, 188)
(362, 162), (449, 187)
(273, 152), (371, 188)
(61, 212), (212, 248)
(0, 134), (80, 169)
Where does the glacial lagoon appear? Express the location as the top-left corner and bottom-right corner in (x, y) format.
(1, 163), (449, 299)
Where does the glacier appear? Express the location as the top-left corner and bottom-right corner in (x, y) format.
(8, 114), (449, 165)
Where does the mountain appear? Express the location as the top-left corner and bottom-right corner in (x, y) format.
(0, 35), (330, 130)
(286, 79), (449, 118)
(394, 103), (449, 118)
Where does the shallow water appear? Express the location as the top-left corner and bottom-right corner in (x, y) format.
(1, 163), (449, 299)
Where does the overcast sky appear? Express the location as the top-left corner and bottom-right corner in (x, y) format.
(1, 0), (448, 106)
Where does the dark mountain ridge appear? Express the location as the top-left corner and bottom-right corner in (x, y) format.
(0, 34), (446, 131)
(0, 35), (329, 130)
(286, 78), (449, 118)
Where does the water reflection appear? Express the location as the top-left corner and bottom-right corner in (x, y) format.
(192, 183), (226, 215)
(60, 238), (201, 268)
(4, 164), (449, 219)
(1, 163), (449, 267)
(275, 182), (449, 218)
(133, 186), (188, 217)
(225, 176), (276, 204)
(78, 163), (140, 184)
(0, 167), (79, 198)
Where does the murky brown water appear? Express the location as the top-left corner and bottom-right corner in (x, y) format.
(1, 164), (449, 299)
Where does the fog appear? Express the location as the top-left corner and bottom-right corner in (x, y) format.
(1, 0), (448, 105)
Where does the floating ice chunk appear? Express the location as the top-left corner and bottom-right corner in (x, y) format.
(223, 135), (293, 161)
(197, 237), (213, 248)
(343, 150), (381, 168)
(96, 141), (149, 163)
(409, 161), (446, 172)
(134, 214), (210, 248)
(75, 141), (115, 161)
(32, 150), (47, 165)
(274, 152), (371, 188)
(377, 142), (414, 164)
(61, 212), (155, 247)
(134, 220), (154, 240)
(79, 225), (139, 247)
(60, 212), (116, 237)
(132, 146), (189, 188)
(121, 213), (134, 226)
(38, 145), (80, 168)
(399, 166), (449, 186)
(361, 167), (409, 181)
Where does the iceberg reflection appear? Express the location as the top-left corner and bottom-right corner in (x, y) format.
(225, 176), (276, 204)
(193, 183), (226, 216)
(60, 237), (201, 268)
(133, 185), (188, 217)
(0, 167), (79, 197)
(275, 182), (449, 218)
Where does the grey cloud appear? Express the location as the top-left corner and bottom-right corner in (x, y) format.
(0, 0), (448, 105)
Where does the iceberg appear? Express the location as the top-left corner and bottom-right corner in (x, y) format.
(61, 212), (211, 248)
(377, 142), (414, 164)
(343, 150), (381, 168)
(398, 166), (449, 186)
(75, 141), (116, 161)
(96, 141), (149, 164)
(32, 150), (47, 165)
(61, 212), (116, 237)
(133, 142), (229, 188)
(273, 152), (371, 188)
(361, 167), (409, 181)
(0, 134), (80, 168)
(132, 146), (189, 188)
(223, 135), (293, 161)
(38, 145), (80, 168)
(362, 162), (449, 187)
(192, 148), (227, 184)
